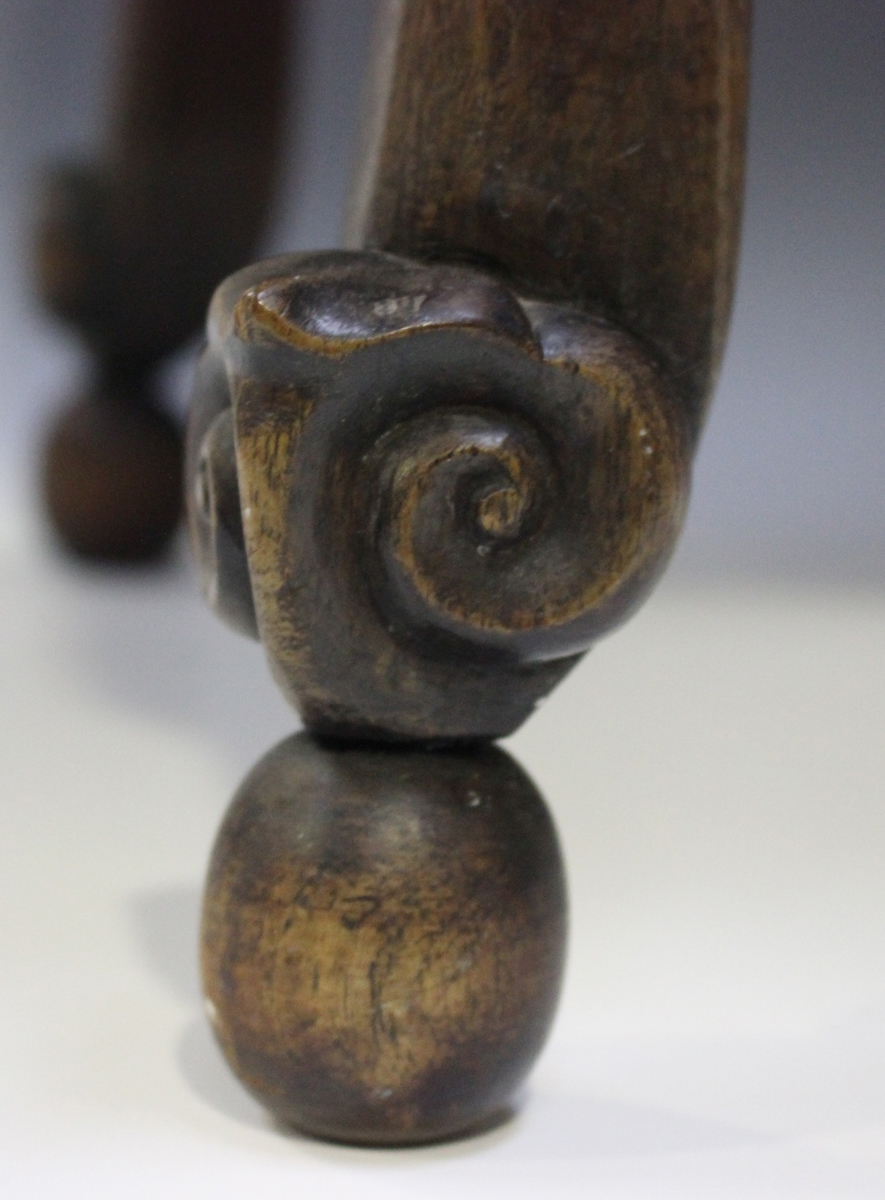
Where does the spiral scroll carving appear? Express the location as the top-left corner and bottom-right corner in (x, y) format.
(187, 250), (690, 741)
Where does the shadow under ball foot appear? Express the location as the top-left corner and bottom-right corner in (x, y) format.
(201, 733), (567, 1146)
(42, 390), (182, 562)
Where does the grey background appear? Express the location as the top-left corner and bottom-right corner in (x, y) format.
(0, 0), (882, 580)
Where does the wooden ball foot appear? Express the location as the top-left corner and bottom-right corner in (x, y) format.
(42, 384), (182, 562)
(201, 733), (566, 1146)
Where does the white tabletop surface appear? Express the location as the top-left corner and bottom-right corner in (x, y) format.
(1, 528), (883, 1199)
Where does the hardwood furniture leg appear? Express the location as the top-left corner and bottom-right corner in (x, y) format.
(36, 0), (289, 561)
(188, 0), (749, 1145)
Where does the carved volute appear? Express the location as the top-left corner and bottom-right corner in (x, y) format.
(189, 249), (690, 739)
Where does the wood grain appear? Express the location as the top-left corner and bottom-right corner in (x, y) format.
(348, 0), (749, 442)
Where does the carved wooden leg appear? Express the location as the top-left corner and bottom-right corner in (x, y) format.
(189, 1), (749, 1144)
(37, 0), (289, 560)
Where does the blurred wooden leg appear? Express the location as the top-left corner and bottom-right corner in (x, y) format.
(36, 0), (290, 561)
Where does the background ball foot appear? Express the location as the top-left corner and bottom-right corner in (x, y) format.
(42, 388), (182, 562)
